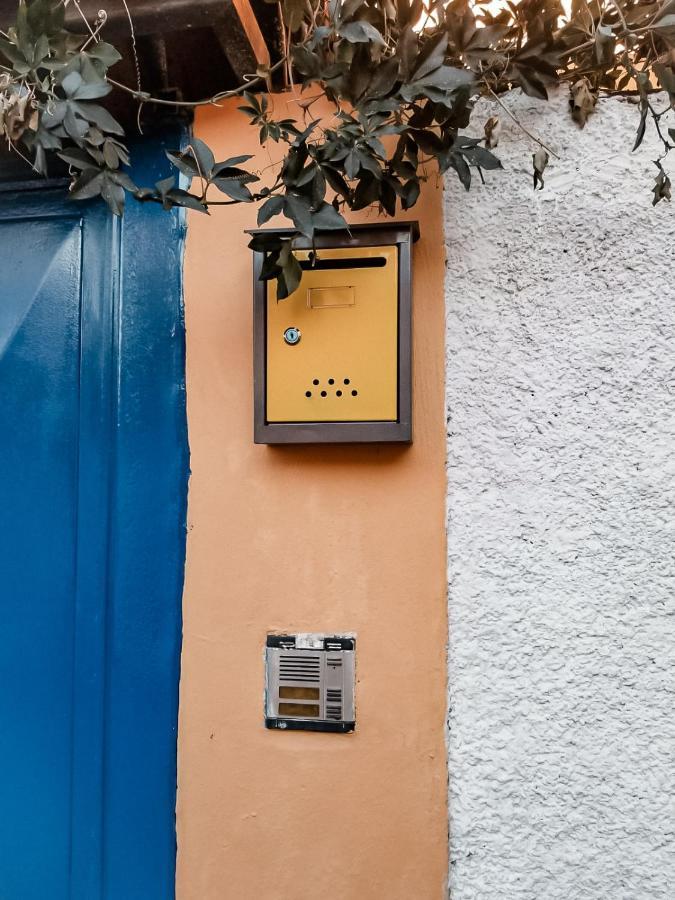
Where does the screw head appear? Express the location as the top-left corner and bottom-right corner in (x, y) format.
(283, 326), (301, 346)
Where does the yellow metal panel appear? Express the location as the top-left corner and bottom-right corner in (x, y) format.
(266, 246), (399, 423)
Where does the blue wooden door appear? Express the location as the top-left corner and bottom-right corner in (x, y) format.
(0, 137), (188, 899)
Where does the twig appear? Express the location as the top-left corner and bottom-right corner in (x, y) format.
(278, 2), (289, 90)
(648, 100), (673, 154)
(607, 0), (628, 33)
(107, 57), (287, 108)
(80, 16), (106, 52)
(486, 87), (561, 159)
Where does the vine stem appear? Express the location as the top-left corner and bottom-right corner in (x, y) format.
(648, 100), (673, 154)
(607, 0), (628, 32)
(108, 57), (287, 108)
(486, 86), (561, 160)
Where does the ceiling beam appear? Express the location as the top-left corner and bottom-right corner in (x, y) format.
(0, 0), (268, 58)
(215, 0), (271, 83)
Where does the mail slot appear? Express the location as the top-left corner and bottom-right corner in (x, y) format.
(251, 223), (417, 444)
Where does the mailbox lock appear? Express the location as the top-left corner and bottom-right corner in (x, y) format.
(283, 326), (301, 346)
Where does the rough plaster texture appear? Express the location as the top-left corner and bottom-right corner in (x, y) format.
(444, 89), (675, 899)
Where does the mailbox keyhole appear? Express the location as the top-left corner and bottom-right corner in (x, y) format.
(283, 326), (301, 346)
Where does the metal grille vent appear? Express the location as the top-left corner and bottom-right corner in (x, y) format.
(279, 654), (321, 682)
(325, 688), (342, 720)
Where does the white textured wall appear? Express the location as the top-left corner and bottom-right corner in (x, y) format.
(444, 89), (675, 900)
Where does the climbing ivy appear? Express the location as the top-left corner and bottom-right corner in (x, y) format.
(1, 0), (675, 294)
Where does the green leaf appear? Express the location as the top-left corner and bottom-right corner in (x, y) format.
(295, 163), (318, 186)
(321, 164), (350, 197)
(633, 102), (648, 152)
(0, 37), (30, 74)
(365, 57), (400, 98)
(284, 193), (315, 236)
(515, 66), (549, 101)
(257, 195), (285, 225)
(653, 13), (675, 31)
(58, 147), (99, 170)
(311, 202), (347, 230)
(654, 62), (675, 105)
(450, 152), (471, 190)
(276, 241), (303, 299)
(352, 172), (380, 208)
(61, 71), (83, 97)
(101, 173), (125, 215)
(212, 154), (254, 174)
(74, 79), (112, 100)
(69, 167), (105, 200)
(412, 32), (448, 81)
(72, 101), (124, 135)
(155, 176), (176, 199)
(397, 26), (418, 81)
(211, 176), (254, 202)
(103, 140), (119, 168)
(63, 105), (90, 140)
(339, 21), (385, 45)
(166, 189), (209, 212)
(400, 66), (474, 102)
(459, 144), (502, 170)
(293, 119), (321, 147)
(108, 170), (138, 192)
(166, 150), (200, 178)
(188, 138), (215, 178)
(401, 179), (420, 209)
(87, 42), (122, 68)
(291, 46), (321, 77)
(380, 179), (397, 215)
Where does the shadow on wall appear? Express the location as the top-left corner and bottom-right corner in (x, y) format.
(266, 443), (411, 470)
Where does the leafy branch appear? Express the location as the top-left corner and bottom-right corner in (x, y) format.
(2, 0), (675, 295)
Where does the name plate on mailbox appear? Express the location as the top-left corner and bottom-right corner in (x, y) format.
(250, 223), (417, 444)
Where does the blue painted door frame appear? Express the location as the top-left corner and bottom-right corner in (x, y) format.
(0, 135), (188, 899)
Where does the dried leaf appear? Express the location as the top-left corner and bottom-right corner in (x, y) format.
(484, 115), (501, 149)
(652, 166), (671, 206)
(569, 77), (597, 128)
(532, 147), (549, 190)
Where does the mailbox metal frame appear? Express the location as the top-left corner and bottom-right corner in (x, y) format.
(250, 222), (418, 444)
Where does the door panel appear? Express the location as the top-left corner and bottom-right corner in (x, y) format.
(0, 135), (188, 900)
(0, 216), (82, 900)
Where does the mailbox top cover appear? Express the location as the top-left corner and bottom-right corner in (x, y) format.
(250, 222), (418, 445)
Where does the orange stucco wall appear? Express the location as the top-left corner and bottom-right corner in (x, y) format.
(177, 95), (448, 900)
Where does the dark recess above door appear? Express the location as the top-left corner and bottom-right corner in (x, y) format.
(0, 0), (281, 180)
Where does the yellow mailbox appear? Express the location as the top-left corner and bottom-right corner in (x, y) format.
(251, 223), (417, 444)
